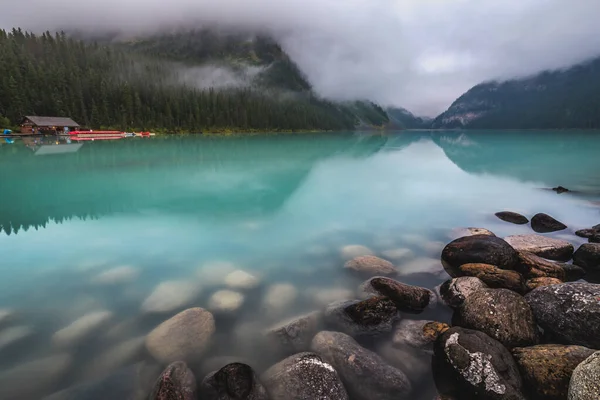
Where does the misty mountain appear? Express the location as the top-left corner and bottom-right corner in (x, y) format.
(432, 55), (600, 129)
(386, 107), (432, 129)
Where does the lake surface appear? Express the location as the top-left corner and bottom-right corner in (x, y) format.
(0, 130), (599, 398)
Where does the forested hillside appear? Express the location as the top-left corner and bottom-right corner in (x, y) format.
(0, 28), (387, 132)
(433, 56), (600, 129)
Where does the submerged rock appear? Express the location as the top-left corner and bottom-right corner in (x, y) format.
(225, 270), (260, 290)
(344, 255), (398, 277)
(432, 327), (524, 400)
(458, 263), (525, 294)
(306, 287), (354, 307)
(266, 311), (322, 354)
(525, 277), (563, 291)
(531, 213), (567, 233)
(380, 248), (414, 262)
(262, 283), (298, 313)
(512, 344), (595, 400)
(261, 352), (348, 400)
(568, 351), (600, 400)
(84, 336), (145, 379)
(392, 319), (449, 354)
(505, 234), (574, 261)
(150, 361), (197, 400)
(495, 211), (529, 225)
(359, 276), (434, 313)
(340, 244), (374, 260)
(552, 186), (570, 194)
(52, 310), (112, 347)
(201, 363), (268, 400)
(208, 290), (245, 313)
(441, 235), (519, 276)
(141, 280), (201, 313)
(311, 330), (411, 400)
(324, 297), (401, 338)
(525, 283), (600, 348)
(0, 325), (33, 352)
(439, 277), (488, 309)
(573, 243), (600, 271)
(2, 354), (72, 399)
(146, 307), (215, 363)
(91, 265), (139, 285)
(453, 288), (538, 348)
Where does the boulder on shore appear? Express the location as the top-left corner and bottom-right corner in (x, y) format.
(453, 288), (538, 348)
(573, 243), (600, 271)
(441, 235), (519, 277)
(495, 211), (529, 225)
(149, 361), (197, 400)
(432, 327), (525, 400)
(324, 297), (401, 338)
(449, 227), (496, 240)
(201, 363), (268, 400)
(576, 228), (598, 238)
(589, 233), (600, 243)
(261, 352), (348, 400)
(439, 277), (487, 309)
(512, 344), (595, 400)
(568, 351), (600, 400)
(344, 255), (398, 277)
(525, 283), (600, 349)
(531, 213), (567, 233)
(359, 276), (434, 313)
(311, 330), (412, 400)
(265, 311), (322, 354)
(505, 234), (574, 261)
(458, 263), (525, 294)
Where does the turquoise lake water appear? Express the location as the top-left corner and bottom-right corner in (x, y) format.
(0, 130), (599, 398)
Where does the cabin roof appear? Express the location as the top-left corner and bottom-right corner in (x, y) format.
(22, 116), (80, 127)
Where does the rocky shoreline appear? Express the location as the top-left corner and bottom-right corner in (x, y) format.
(1, 212), (600, 399)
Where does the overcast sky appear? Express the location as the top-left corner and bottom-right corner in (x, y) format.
(1, 0), (600, 116)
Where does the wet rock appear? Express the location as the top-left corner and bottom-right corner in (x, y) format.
(197, 260), (238, 285)
(201, 363), (268, 400)
(344, 255), (397, 277)
(433, 327), (524, 400)
(589, 233), (600, 243)
(381, 248), (414, 262)
(449, 227), (496, 239)
(505, 234), (574, 261)
(495, 211), (529, 225)
(359, 276), (434, 313)
(568, 351), (600, 400)
(208, 290), (245, 313)
(439, 277), (488, 309)
(91, 265), (139, 285)
(307, 287), (354, 307)
(512, 344), (595, 400)
(453, 288), (538, 348)
(0, 325), (33, 352)
(200, 356), (253, 378)
(525, 283), (600, 348)
(552, 186), (570, 194)
(149, 361), (197, 400)
(262, 352), (348, 400)
(262, 283), (298, 313)
(340, 244), (374, 260)
(525, 277), (563, 291)
(441, 235), (519, 277)
(573, 243), (600, 271)
(531, 213), (568, 233)
(311, 330), (411, 400)
(458, 263), (526, 294)
(392, 319), (449, 354)
(1, 354), (72, 399)
(324, 297), (401, 338)
(52, 310), (113, 347)
(576, 229), (599, 239)
(517, 251), (567, 279)
(146, 307), (215, 363)
(225, 270), (260, 290)
(376, 341), (431, 385)
(562, 263), (587, 281)
(266, 311), (322, 354)
(83, 336), (145, 379)
(141, 280), (201, 313)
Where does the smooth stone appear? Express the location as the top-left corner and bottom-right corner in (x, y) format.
(262, 352), (348, 400)
(141, 280), (201, 313)
(573, 243), (600, 271)
(512, 344), (595, 400)
(324, 297), (401, 338)
(306, 287), (354, 307)
(432, 327), (525, 400)
(1, 354), (71, 399)
(552, 186), (570, 194)
(200, 356), (253, 378)
(392, 319), (449, 354)
(91, 265), (139, 285)
(359, 276), (434, 313)
(449, 227), (496, 240)
(525, 283), (600, 348)
(146, 307), (215, 363)
(83, 336), (145, 379)
(53, 310), (113, 347)
(398, 257), (444, 276)
(516, 251), (567, 280)
(589, 234), (600, 243)
(505, 234), (574, 261)
(562, 264), (587, 281)
(265, 311), (322, 354)
(439, 277), (488, 309)
(495, 211), (529, 225)
(576, 229), (598, 239)
(525, 277), (563, 291)
(208, 290), (245, 313)
(568, 351), (600, 400)
(197, 260), (238, 285)
(201, 363), (268, 400)
(311, 330), (411, 400)
(531, 213), (568, 233)
(380, 248), (414, 262)
(0, 309), (14, 327)
(344, 255), (397, 277)
(458, 263), (526, 294)
(453, 288), (538, 348)
(105, 318), (141, 341)
(442, 235), (519, 276)
(340, 244), (374, 260)
(149, 361), (197, 400)
(262, 283), (298, 313)
(0, 325), (33, 351)
(225, 270), (260, 290)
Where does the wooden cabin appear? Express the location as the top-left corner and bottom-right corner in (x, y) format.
(20, 116), (80, 135)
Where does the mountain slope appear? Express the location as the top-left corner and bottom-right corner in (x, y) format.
(433, 56), (600, 129)
(386, 107), (432, 129)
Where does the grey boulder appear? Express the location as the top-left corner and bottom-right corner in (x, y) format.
(573, 243), (600, 271)
(569, 351), (600, 400)
(505, 234), (574, 261)
(439, 277), (488, 309)
(531, 213), (567, 233)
